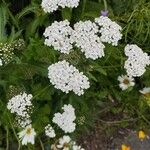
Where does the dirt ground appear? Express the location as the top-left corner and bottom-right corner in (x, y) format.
(80, 122), (150, 150)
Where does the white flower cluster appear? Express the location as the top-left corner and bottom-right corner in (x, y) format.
(48, 60), (90, 95)
(7, 92), (32, 117)
(17, 117), (32, 128)
(56, 135), (71, 149)
(13, 39), (25, 50)
(0, 43), (14, 64)
(45, 124), (56, 138)
(72, 143), (85, 150)
(0, 40), (25, 66)
(52, 135), (84, 150)
(41, 0), (58, 13)
(44, 18), (122, 60)
(7, 92), (33, 127)
(44, 20), (73, 54)
(41, 0), (80, 13)
(95, 16), (122, 46)
(72, 20), (105, 60)
(52, 104), (76, 133)
(124, 44), (150, 77)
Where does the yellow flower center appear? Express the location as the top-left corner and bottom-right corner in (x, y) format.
(63, 142), (69, 148)
(138, 130), (146, 140)
(123, 79), (130, 85)
(144, 93), (150, 98)
(26, 128), (32, 135)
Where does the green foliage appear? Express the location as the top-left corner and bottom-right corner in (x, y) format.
(0, 3), (8, 41)
(0, 0), (150, 149)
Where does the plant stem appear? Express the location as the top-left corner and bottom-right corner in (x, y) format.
(98, 117), (140, 125)
(32, 85), (50, 100)
(130, 105), (150, 125)
(103, 0), (108, 10)
(39, 138), (45, 150)
(81, 0), (86, 19)
(6, 127), (9, 150)
(7, 115), (21, 150)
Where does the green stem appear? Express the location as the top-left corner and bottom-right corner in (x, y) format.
(32, 85), (50, 100)
(6, 127), (9, 150)
(39, 138), (44, 150)
(81, 0), (86, 19)
(138, 112), (150, 125)
(131, 105), (150, 125)
(7, 115), (21, 150)
(103, 0), (108, 10)
(98, 117), (140, 125)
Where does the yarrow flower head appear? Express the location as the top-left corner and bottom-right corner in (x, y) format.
(118, 75), (135, 90)
(7, 92), (33, 118)
(124, 44), (150, 77)
(0, 43), (14, 65)
(13, 39), (25, 51)
(140, 87), (150, 98)
(52, 104), (76, 133)
(59, 0), (80, 8)
(95, 16), (122, 46)
(48, 60), (90, 95)
(72, 20), (105, 60)
(0, 40), (25, 65)
(52, 135), (85, 150)
(17, 117), (32, 128)
(57, 135), (71, 149)
(7, 92), (33, 127)
(45, 124), (56, 138)
(72, 142), (85, 150)
(44, 20), (74, 54)
(41, 0), (80, 13)
(18, 124), (36, 145)
(41, 0), (59, 13)
(77, 116), (85, 125)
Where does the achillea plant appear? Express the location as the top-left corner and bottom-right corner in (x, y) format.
(0, 0), (150, 149)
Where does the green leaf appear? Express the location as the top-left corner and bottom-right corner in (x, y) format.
(95, 67), (107, 76)
(25, 15), (48, 38)
(16, 5), (38, 20)
(40, 104), (51, 115)
(0, 4), (7, 41)
(82, 1), (102, 18)
(8, 27), (22, 42)
(86, 72), (97, 82)
(62, 8), (72, 21)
